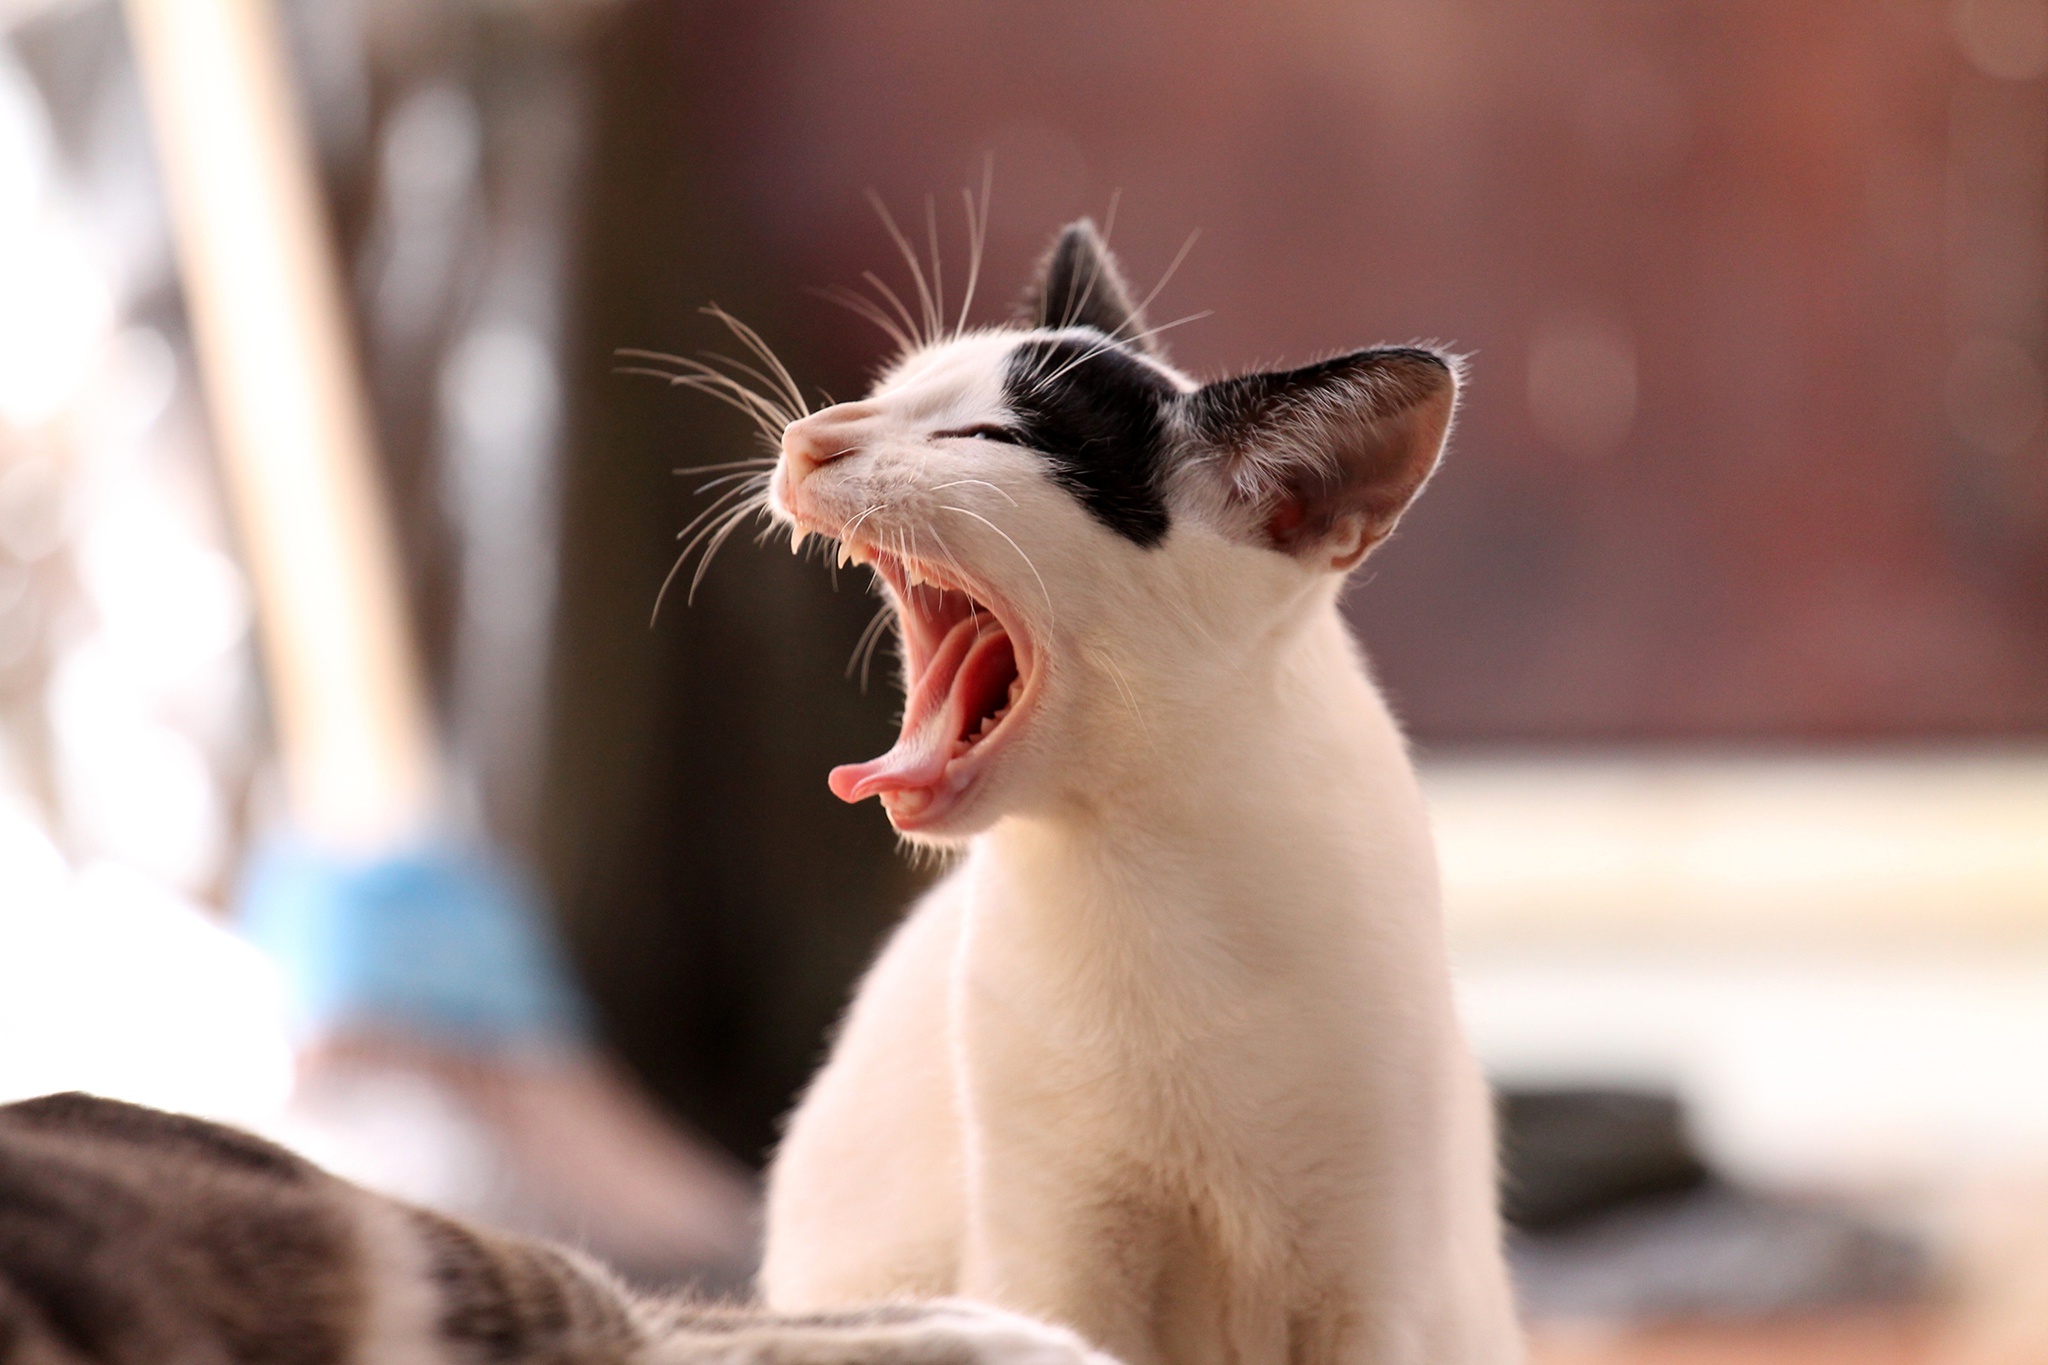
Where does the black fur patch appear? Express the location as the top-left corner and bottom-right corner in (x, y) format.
(1003, 335), (1175, 547)
(1028, 222), (1148, 346)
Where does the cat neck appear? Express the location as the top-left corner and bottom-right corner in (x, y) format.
(971, 598), (1441, 949)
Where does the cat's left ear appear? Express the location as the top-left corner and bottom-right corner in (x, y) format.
(1022, 219), (1152, 350)
(1180, 347), (1457, 571)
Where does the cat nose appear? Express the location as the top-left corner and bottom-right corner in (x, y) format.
(781, 411), (863, 484)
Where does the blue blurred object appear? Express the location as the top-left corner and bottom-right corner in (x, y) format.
(239, 837), (591, 1048)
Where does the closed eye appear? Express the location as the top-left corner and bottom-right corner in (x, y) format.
(932, 424), (1024, 444)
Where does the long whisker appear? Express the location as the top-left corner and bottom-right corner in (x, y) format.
(701, 304), (810, 419)
(861, 611), (897, 691)
(673, 476), (769, 546)
(924, 193), (945, 341)
(627, 375), (785, 449)
(938, 504), (1055, 634)
(847, 601), (897, 687)
(928, 477), (1018, 508)
(866, 190), (939, 345)
(843, 502), (887, 544)
(955, 155), (993, 336)
(672, 478), (769, 553)
(652, 489), (768, 624)
(1062, 188), (1123, 330)
(627, 353), (795, 428)
(861, 272), (926, 352)
(673, 457), (778, 475)
(815, 285), (916, 357)
(1126, 227), (1201, 338)
(694, 350), (805, 425)
(686, 495), (772, 605)
(616, 355), (793, 439)
(1027, 310), (1215, 397)
(692, 469), (775, 495)
(1095, 649), (1152, 747)
(618, 346), (794, 418)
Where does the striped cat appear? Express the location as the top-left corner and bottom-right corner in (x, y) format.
(0, 1092), (1113, 1365)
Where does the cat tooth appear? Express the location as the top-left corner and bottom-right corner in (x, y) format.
(789, 526), (807, 555)
(889, 788), (931, 816)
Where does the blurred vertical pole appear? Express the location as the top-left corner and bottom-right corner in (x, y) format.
(121, 0), (437, 850)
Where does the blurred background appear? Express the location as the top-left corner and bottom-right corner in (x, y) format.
(0, 0), (2045, 1360)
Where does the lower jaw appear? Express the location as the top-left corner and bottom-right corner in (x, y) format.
(877, 751), (991, 832)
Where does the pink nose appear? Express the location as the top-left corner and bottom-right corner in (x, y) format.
(781, 411), (862, 485)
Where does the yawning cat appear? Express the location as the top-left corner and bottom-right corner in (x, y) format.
(756, 222), (1522, 1365)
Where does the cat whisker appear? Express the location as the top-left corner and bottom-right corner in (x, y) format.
(924, 194), (945, 342)
(1026, 310), (1215, 397)
(701, 304), (811, 419)
(937, 504), (1056, 636)
(676, 489), (768, 569)
(616, 355), (792, 443)
(862, 272), (927, 353)
(692, 469), (776, 496)
(1057, 189), (1121, 331)
(673, 476), (770, 544)
(694, 349), (808, 428)
(928, 478), (1017, 508)
(846, 600), (898, 690)
(842, 502), (888, 549)
(816, 285), (917, 358)
(1126, 227), (1201, 339)
(653, 478), (775, 624)
(673, 457), (778, 475)
(1093, 647), (1153, 749)
(618, 348), (795, 426)
(686, 493), (773, 606)
(955, 156), (993, 337)
(866, 191), (940, 346)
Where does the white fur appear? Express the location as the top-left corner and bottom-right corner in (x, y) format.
(759, 325), (1522, 1365)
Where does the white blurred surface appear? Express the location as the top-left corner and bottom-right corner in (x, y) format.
(1429, 750), (2048, 1193)
(0, 804), (292, 1128)
(1427, 749), (2048, 951)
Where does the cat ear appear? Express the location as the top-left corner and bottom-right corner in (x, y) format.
(1023, 219), (1151, 349)
(1181, 348), (1456, 571)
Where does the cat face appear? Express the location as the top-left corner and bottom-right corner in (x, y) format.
(770, 222), (1456, 841)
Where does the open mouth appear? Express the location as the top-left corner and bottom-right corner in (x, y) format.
(825, 548), (1032, 829)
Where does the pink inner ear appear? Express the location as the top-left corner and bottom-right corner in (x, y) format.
(1266, 497), (1306, 543)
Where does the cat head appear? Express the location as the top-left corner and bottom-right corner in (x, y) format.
(770, 220), (1457, 841)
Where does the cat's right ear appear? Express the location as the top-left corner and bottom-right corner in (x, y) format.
(1180, 348), (1457, 571)
(1021, 219), (1151, 348)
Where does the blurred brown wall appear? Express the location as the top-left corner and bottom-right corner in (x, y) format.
(611, 0), (2048, 742)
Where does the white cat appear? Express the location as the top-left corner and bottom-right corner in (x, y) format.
(757, 222), (1522, 1365)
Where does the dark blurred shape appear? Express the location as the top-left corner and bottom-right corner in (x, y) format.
(1512, 1183), (1928, 1322)
(1499, 1088), (1927, 1320)
(1499, 1087), (1709, 1230)
(538, 1), (923, 1168)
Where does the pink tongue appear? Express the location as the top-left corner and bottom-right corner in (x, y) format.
(828, 717), (955, 804)
(829, 613), (985, 805)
